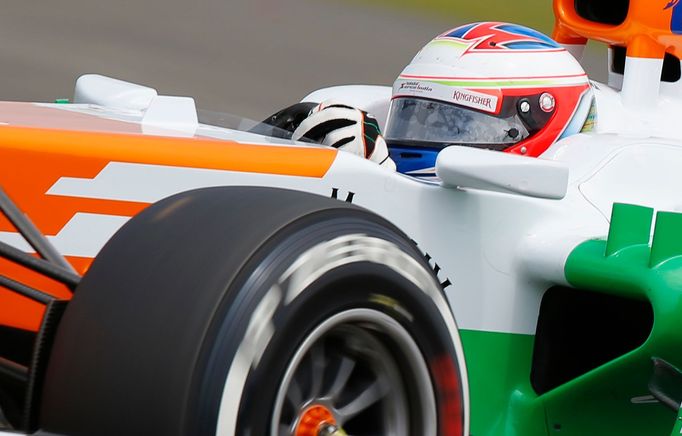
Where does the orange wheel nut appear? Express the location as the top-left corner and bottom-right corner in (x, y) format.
(294, 405), (336, 436)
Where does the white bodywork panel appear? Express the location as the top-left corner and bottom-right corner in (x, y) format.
(141, 95), (198, 135)
(436, 146), (569, 199)
(73, 74), (158, 111)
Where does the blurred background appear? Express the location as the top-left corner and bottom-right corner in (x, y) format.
(0, 0), (606, 120)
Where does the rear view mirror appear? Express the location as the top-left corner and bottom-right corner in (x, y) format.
(435, 146), (569, 200)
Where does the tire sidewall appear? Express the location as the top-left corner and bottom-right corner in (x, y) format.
(192, 211), (463, 436)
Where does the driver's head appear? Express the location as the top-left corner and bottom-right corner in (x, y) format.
(385, 22), (596, 178)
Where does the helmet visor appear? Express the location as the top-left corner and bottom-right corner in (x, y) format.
(385, 97), (530, 151)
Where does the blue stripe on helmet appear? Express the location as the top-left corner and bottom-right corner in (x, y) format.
(496, 24), (561, 48)
(445, 23), (479, 38)
(505, 41), (561, 50)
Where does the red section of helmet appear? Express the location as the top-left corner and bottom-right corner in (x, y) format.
(461, 21), (559, 53)
(502, 84), (591, 157)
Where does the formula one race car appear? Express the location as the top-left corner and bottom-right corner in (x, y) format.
(0, 0), (681, 435)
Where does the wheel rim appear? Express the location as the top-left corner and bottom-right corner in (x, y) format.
(271, 308), (437, 436)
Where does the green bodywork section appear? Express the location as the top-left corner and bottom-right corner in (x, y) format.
(460, 330), (546, 436)
(561, 203), (682, 435)
(463, 203), (682, 435)
(463, 329), (675, 435)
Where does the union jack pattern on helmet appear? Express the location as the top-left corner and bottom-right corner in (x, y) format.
(441, 22), (562, 52)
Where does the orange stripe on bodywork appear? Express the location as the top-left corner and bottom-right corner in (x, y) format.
(0, 257), (91, 331)
(1, 125), (336, 176)
(0, 125), (337, 330)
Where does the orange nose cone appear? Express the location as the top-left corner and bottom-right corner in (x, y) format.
(294, 405), (337, 436)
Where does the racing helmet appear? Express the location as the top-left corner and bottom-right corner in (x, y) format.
(385, 22), (596, 178)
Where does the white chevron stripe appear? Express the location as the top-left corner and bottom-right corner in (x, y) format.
(0, 213), (129, 258)
(47, 161), (326, 204)
(48, 162), (231, 202)
(51, 162), (276, 203)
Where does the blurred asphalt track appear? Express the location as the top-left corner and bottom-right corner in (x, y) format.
(0, 0), (605, 120)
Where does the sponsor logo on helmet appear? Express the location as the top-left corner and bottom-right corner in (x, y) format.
(399, 81), (434, 93)
(452, 88), (498, 113)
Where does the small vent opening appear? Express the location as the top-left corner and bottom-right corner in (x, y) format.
(575, 0), (629, 26)
(531, 286), (653, 394)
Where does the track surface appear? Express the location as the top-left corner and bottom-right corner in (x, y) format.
(0, 0), (604, 119)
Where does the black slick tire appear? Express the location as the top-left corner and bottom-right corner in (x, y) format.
(38, 187), (466, 435)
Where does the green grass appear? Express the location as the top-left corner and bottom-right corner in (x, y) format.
(358, 0), (555, 33)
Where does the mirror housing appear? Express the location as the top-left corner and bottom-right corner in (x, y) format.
(436, 146), (569, 200)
